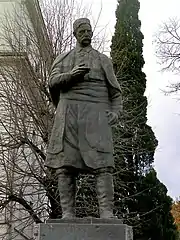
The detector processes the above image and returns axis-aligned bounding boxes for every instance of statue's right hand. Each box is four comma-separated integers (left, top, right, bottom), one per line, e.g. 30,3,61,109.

70,64,90,78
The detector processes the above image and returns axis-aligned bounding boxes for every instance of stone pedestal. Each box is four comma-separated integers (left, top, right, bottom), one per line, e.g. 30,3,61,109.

34,218,133,240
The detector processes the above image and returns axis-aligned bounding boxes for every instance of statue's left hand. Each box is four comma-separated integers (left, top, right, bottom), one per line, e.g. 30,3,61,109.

106,110,119,126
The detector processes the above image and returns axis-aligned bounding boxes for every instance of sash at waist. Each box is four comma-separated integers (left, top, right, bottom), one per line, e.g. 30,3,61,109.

61,79,109,103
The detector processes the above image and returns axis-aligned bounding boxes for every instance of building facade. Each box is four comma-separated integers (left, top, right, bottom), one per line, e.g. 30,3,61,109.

0,1,53,239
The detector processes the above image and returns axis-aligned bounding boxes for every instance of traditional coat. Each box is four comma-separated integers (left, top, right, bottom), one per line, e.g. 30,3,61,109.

45,46,122,170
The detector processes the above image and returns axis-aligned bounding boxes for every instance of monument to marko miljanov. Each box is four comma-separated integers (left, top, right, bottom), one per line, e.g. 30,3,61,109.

36,18,133,240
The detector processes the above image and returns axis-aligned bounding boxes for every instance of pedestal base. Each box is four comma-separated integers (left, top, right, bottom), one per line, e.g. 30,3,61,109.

34,218,133,240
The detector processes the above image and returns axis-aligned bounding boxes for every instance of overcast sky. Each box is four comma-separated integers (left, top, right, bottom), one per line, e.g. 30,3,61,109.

83,0,180,199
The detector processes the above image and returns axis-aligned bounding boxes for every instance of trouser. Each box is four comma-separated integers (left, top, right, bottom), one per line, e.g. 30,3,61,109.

56,167,115,219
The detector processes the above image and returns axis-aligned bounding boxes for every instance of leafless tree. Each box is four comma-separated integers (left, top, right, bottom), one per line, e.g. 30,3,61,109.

155,18,180,93
0,0,109,239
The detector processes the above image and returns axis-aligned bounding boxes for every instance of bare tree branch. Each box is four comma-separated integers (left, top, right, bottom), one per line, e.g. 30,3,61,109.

0,0,109,238
155,18,180,93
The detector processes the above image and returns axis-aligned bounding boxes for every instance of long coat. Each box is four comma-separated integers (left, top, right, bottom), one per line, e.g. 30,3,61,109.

45,47,122,169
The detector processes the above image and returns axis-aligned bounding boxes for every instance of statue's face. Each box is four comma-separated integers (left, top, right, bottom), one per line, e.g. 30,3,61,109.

75,23,93,47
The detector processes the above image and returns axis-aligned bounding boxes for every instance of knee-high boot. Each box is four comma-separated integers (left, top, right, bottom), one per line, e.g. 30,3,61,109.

96,172,115,219
57,172,76,219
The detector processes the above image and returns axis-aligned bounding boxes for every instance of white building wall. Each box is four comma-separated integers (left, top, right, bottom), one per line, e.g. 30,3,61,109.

0,1,48,239
0,0,20,51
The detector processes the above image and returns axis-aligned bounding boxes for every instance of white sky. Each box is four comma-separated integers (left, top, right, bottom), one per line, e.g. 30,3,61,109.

82,0,180,199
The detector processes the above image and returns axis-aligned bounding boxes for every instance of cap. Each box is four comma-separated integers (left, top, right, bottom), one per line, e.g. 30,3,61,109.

73,18,91,32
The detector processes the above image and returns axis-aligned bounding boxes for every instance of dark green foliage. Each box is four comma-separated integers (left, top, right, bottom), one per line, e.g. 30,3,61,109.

110,0,178,239
111,0,157,219
76,174,99,218
136,169,178,240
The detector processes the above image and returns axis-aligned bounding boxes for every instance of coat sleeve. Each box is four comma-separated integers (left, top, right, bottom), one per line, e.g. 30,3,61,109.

101,54,123,115
49,54,72,89
48,52,72,107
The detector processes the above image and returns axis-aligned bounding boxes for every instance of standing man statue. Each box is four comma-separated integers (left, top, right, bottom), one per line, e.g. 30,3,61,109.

45,18,123,219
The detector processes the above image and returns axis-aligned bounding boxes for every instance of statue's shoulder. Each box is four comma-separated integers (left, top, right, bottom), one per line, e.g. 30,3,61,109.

54,49,74,63
91,48,110,63
96,51,111,62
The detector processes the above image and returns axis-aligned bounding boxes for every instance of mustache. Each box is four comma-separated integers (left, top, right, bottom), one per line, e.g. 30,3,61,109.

81,34,91,39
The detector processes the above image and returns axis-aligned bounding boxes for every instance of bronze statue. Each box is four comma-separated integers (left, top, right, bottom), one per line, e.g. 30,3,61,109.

45,18,123,219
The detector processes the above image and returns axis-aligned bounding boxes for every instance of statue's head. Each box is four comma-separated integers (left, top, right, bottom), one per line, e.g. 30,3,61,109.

73,18,93,47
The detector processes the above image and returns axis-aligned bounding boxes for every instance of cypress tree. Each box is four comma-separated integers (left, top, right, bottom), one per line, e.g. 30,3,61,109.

110,0,157,232
111,1,178,239
137,169,178,240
